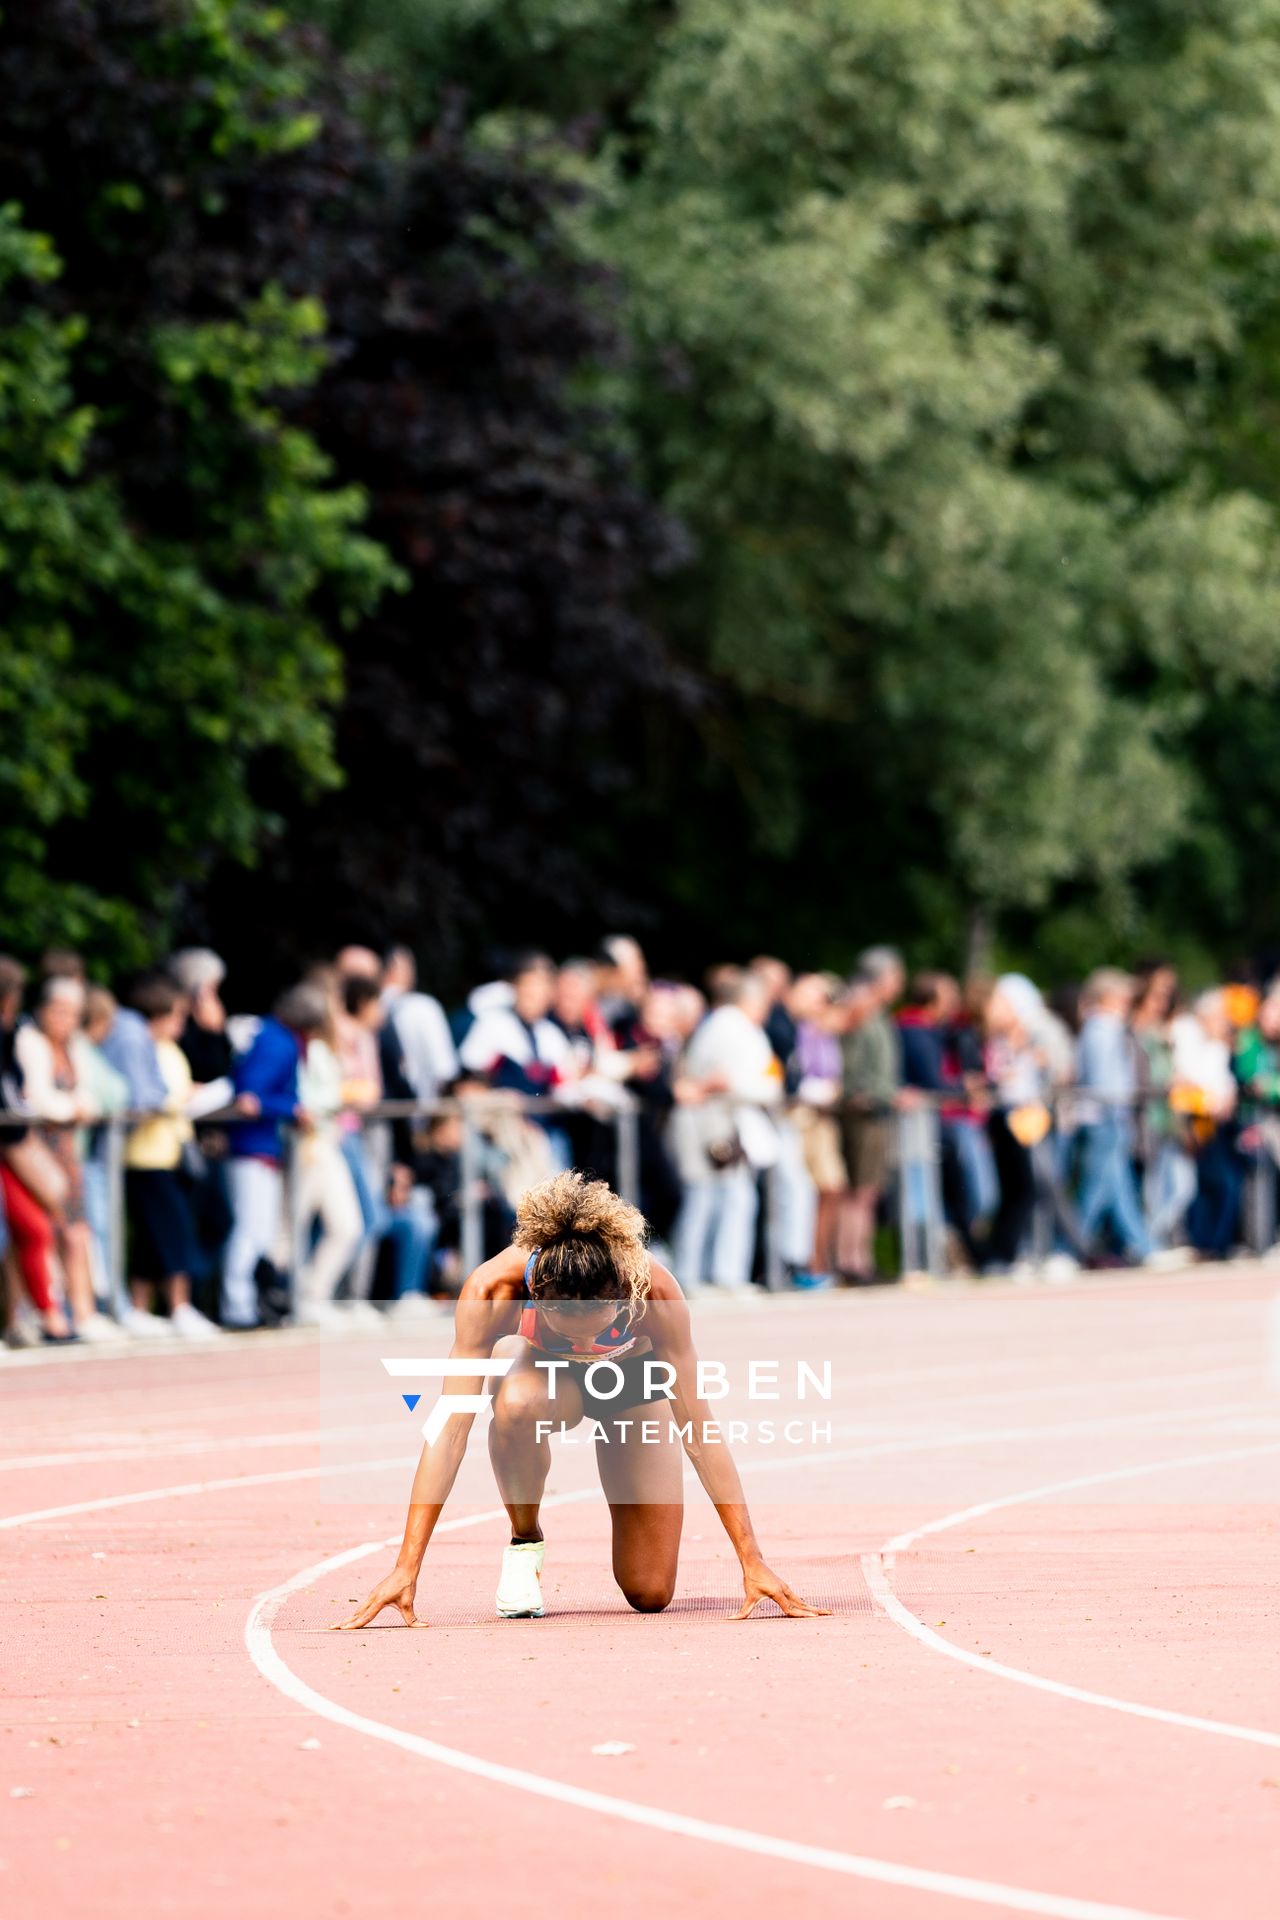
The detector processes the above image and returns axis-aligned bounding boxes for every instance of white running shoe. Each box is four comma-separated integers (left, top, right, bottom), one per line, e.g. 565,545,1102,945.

120,1305,173,1340
170,1303,225,1341
76,1311,127,1344
496,1540,545,1618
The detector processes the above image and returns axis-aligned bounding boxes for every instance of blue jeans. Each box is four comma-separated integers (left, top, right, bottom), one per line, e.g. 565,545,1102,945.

339,1133,435,1298
943,1120,1000,1222
1076,1118,1151,1261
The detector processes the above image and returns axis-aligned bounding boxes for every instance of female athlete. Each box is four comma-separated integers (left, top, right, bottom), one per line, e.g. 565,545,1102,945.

338,1171,827,1626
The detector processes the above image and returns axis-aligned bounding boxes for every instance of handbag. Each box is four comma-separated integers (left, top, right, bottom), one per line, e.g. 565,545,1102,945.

1,1131,70,1214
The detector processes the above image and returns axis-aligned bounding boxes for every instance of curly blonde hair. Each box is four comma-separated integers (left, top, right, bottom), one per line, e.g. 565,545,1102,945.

513,1171,651,1310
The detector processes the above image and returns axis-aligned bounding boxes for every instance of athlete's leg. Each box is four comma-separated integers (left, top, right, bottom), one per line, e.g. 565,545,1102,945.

488,1347,585,1541
594,1406,683,1612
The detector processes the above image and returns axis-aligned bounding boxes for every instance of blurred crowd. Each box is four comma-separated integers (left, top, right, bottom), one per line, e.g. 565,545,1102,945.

2,936,1278,1346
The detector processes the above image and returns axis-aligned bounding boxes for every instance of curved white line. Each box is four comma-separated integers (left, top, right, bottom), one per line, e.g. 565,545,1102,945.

2,1370,1245,1912
862,1440,1280,1750
245,1514,1185,1920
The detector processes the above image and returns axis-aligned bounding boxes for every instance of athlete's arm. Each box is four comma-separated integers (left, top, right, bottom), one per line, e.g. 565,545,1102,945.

646,1264,829,1621
334,1256,520,1629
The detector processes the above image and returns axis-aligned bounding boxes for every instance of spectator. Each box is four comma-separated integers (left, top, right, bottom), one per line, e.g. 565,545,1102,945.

981,973,1048,1273
837,948,904,1283
788,972,850,1278
596,935,649,1038
292,986,364,1326
552,959,615,1071
751,956,797,1077
0,955,73,1344
411,1089,516,1281
336,973,434,1310
99,971,173,1114
1235,977,1280,1242
81,987,130,1305
938,977,999,1246
459,951,573,1170
121,974,222,1340
381,945,458,1103
169,948,236,1304
14,977,119,1340
1130,961,1195,1253
335,944,382,982
170,948,234,1089
37,946,86,986
611,983,692,1242
1234,975,1280,1108
1074,969,1152,1266
897,971,983,1270
222,982,326,1329
749,964,818,1284
671,968,782,1290
1173,989,1242,1260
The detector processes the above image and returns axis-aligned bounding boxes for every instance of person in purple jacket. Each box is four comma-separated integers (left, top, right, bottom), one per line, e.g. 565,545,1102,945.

221,983,326,1329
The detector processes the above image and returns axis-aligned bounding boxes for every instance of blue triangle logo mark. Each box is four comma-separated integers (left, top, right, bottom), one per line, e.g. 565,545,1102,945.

401,1393,421,1412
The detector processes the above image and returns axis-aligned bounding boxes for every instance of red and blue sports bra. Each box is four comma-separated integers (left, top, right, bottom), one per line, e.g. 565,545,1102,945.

518,1250,639,1360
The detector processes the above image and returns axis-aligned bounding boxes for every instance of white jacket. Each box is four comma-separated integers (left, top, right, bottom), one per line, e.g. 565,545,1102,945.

14,1024,99,1122
673,1005,782,1175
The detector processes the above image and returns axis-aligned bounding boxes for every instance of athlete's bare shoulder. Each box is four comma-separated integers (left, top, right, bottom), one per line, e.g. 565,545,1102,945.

458,1243,527,1305
645,1255,687,1302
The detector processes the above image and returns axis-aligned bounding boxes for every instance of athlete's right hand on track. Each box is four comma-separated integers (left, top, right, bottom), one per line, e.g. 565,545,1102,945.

333,1565,425,1630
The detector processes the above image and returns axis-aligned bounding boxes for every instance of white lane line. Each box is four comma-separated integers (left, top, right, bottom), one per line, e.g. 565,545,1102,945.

861,1440,1280,1750
0,1398,1253,1530
0,1456,417,1530
1,1342,1256,1461
0,1421,416,1474
245,1518,1187,1920
3,1342,1258,1485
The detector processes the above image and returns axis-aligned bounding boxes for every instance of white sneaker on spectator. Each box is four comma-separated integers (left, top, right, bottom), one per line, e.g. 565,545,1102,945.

1041,1254,1080,1284
120,1305,173,1339
294,1299,346,1329
76,1311,127,1344
170,1303,224,1341
4,1309,43,1350
339,1298,384,1328
388,1292,438,1323
1143,1247,1190,1271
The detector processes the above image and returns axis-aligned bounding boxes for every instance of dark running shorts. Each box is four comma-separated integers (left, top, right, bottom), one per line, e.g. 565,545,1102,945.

539,1351,673,1427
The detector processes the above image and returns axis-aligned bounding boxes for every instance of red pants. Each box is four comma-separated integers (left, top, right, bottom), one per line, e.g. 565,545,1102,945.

0,1162,57,1313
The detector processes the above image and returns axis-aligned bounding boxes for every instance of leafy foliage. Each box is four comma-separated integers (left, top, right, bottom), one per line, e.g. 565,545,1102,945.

303,0,1280,974
1,0,686,986
0,1,396,967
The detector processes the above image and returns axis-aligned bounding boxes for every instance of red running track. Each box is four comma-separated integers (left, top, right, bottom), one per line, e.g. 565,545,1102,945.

2,1267,1278,1920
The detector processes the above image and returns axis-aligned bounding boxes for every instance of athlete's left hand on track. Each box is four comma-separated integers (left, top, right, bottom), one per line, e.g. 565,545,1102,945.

332,1565,426,1630
732,1561,830,1620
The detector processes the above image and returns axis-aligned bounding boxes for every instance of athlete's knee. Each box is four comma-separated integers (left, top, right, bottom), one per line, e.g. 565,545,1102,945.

621,1580,675,1614
491,1381,551,1436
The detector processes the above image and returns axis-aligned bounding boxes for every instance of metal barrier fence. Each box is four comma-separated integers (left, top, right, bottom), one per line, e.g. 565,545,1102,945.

2,1088,1278,1311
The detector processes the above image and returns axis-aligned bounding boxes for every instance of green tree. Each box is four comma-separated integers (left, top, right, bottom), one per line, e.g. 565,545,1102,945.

0,2,396,969
302,0,1280,973
2,0,684,990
